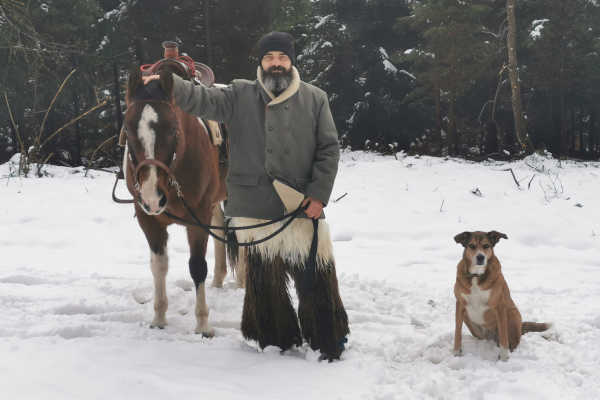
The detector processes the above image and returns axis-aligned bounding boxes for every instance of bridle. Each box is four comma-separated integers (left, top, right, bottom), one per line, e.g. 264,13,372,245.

125,99,184,201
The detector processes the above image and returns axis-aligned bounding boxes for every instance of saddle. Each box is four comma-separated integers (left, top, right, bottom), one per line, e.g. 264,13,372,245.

119,41,225,150
140,56,216,87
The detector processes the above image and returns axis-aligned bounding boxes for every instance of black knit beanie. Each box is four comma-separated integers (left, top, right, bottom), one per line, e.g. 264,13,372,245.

257,32,296,65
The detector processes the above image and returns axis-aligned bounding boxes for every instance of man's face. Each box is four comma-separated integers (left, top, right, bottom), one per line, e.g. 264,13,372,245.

261,51,292,74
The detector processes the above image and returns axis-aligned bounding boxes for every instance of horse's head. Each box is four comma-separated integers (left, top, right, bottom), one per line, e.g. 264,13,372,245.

124,68,178,215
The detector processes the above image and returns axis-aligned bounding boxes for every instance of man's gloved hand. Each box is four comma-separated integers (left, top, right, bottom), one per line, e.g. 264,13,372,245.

301,197,323,219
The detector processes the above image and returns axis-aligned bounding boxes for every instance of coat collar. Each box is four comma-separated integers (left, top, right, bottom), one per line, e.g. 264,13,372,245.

257,66,301,106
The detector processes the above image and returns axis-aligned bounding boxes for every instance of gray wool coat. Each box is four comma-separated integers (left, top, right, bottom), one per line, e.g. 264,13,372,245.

171,66,340,220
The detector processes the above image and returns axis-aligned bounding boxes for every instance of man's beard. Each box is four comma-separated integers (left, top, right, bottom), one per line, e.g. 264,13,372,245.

262,66,293,96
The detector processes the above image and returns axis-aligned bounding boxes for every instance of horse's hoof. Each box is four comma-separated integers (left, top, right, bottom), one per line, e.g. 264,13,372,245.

498,347,510,361
195,326,215,338
453,348,463,357
211,279,224,288
150,317,167,329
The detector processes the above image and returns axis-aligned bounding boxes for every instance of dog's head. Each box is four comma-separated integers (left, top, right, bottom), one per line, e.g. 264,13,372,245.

454,231,507,275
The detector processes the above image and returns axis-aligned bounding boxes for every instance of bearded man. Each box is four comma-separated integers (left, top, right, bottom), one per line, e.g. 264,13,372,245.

143,31,349,360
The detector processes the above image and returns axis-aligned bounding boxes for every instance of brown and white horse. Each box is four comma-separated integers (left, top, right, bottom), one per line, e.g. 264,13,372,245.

123,68,229,336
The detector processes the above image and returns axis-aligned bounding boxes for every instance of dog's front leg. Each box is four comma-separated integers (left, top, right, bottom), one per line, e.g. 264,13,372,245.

496,307,510,361
453,301,464,356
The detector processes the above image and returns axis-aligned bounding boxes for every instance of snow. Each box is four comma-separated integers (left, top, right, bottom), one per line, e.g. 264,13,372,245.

315,14,333,29
1,151,600,399
530,19,550,40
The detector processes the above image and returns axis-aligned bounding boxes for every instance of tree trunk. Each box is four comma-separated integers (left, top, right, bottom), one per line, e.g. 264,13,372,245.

448,94,458,156
113,62,123,132
433,78,442,155
204,0,213,66
506,0,532,153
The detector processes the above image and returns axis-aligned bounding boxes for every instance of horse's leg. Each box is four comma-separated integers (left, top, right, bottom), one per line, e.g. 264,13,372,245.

136,210,169,328
241,250,301,351
235,247,247,289
210,203,227,288
290,225,349,361
186,225,215,337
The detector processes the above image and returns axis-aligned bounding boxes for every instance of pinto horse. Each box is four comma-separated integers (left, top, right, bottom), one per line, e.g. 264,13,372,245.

123,68,229,336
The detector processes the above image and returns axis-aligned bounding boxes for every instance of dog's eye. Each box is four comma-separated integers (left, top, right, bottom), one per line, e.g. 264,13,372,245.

483,244,490,249
469,244,476,249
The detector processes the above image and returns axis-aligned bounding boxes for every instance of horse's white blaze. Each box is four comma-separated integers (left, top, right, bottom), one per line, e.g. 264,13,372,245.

150,250,168,328
137,105,165,215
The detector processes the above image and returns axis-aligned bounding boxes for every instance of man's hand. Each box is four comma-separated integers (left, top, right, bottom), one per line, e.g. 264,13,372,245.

302,197,323,219
142,74,160,85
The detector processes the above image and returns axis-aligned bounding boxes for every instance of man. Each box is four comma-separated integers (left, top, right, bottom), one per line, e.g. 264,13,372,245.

143,31,349,360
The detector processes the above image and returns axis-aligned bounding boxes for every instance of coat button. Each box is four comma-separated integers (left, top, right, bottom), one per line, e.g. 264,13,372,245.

267,148,273,154
284,148,290,155
268,126,274,131
284,105,289,110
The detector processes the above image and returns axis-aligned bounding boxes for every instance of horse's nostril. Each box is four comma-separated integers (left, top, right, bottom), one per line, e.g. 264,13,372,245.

158,193,167,208
142,202,151,212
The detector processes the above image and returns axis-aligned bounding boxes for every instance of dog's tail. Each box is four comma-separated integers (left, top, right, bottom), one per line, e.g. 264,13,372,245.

522,321,552,334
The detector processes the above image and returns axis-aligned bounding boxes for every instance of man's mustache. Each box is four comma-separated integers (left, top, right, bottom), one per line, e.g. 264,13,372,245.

267,66,287,73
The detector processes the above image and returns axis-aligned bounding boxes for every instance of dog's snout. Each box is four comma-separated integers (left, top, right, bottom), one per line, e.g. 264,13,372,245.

476,254,486,265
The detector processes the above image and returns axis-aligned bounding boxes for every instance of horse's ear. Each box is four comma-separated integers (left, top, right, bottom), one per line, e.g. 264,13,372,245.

127,67,143,100
159,70,174,100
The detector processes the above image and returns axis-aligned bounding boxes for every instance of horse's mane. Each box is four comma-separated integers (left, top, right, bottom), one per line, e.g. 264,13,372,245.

131,80,169,102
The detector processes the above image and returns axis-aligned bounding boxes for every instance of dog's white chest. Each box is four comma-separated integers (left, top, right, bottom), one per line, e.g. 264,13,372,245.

461,279,491,325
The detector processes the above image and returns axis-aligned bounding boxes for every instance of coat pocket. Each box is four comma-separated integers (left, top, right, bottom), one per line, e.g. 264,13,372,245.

227,173,260,186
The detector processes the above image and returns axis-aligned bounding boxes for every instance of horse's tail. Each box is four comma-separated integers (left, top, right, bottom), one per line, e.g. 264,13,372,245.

522,321,552,335
225,224,239,271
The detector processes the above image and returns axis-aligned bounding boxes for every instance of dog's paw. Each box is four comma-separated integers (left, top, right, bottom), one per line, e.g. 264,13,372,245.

498,347,509,361
453,348,463,357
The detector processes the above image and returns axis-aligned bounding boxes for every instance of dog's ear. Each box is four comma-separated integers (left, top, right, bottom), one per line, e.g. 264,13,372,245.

487,231,508,247
159,70,174,100
454,232,471,247
127,66,143,102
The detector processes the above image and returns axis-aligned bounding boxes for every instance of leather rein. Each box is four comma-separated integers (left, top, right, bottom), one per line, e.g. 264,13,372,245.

111,99,310,248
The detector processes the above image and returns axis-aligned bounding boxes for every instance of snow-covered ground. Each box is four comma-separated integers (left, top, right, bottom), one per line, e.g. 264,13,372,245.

1,151,599,399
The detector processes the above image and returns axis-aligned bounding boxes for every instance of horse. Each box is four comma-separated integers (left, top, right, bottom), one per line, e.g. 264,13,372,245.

122,67,233,336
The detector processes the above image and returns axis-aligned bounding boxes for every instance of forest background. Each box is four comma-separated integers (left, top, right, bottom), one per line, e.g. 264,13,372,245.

1,0,599,172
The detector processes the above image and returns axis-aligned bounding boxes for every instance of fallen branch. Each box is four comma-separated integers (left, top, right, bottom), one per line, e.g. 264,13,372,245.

333,192,348,203
503,168,520,188
527,174,536,190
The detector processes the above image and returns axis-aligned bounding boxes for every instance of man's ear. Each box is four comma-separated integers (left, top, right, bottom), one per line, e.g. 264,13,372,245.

487,231,508,247
159,70,174,100
127,67,143,102
454,232,471,247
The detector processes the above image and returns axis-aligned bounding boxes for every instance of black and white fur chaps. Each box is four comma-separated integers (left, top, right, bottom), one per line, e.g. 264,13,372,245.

233,217,350,359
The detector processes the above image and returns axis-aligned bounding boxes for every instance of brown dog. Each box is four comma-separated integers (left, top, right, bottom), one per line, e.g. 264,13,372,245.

453,231,550,361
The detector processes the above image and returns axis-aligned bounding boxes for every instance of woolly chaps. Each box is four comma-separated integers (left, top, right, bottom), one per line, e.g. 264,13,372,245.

232,217,349,360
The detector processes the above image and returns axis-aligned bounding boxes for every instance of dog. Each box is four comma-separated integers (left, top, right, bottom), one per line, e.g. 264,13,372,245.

453,231,550,361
